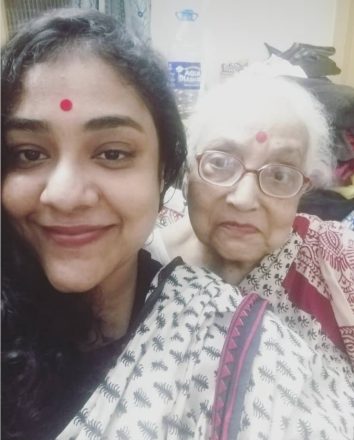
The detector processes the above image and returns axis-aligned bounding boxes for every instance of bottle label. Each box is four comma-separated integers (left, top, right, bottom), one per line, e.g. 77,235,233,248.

168,61,201,90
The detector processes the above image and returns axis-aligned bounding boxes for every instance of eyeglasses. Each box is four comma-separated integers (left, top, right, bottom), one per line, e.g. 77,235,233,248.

196,150,310,198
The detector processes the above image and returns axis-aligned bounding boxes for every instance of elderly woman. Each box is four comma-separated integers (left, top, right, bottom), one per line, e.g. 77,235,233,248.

150,74,354,366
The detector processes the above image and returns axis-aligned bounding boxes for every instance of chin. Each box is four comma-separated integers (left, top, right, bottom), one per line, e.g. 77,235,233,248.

217,245,264,264
50,280,91,293
46,271,96,293
41,257,103,293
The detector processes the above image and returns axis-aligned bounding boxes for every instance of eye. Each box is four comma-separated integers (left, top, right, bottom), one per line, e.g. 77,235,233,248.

9,147,48,168
210,156,230,169
262,165,301,186
96,150,127,161
94,145,134,168
207,152,237,170
273,169,288,182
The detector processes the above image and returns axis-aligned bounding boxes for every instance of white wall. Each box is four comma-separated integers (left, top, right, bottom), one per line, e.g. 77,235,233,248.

332,0,354,86
151,0,337,88
1,0,9,45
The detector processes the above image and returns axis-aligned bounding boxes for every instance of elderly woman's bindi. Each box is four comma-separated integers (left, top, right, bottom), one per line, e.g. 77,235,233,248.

255,130,268,143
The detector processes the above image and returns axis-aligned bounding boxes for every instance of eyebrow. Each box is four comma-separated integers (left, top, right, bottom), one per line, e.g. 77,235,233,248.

84,115,144,132
200,139,243,159
205,139,303,164
206,138,241,152
5,115,144,133
210,139,301,156
268,146,301,159
5,118,49,132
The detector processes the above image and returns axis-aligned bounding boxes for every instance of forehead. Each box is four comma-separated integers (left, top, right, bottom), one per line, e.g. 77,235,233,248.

14,55,154,128
193,93,309,156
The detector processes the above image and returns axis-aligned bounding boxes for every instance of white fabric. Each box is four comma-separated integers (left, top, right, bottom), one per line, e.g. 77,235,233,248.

58,263,354,440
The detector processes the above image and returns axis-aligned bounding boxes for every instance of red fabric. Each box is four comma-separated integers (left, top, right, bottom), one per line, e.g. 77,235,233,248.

284,265,345,349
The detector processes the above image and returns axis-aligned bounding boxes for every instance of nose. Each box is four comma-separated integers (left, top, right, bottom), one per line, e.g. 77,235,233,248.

40,161,99,212
225,173,260,210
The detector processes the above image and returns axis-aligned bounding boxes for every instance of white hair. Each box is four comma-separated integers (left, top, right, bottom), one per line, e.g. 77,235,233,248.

187,73,334,188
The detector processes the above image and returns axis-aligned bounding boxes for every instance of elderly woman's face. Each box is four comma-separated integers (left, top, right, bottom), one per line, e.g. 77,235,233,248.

187,120,308,268
2,56,161,293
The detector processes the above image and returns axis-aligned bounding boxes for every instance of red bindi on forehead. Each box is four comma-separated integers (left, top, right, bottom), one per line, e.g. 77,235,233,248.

60,99,73,111
255,131,268,143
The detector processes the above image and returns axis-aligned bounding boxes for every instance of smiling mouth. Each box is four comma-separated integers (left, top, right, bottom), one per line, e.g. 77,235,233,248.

41,225,113,247
220,221,258,234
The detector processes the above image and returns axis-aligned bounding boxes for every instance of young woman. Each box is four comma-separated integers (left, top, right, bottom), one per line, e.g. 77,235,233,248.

1,9,186,439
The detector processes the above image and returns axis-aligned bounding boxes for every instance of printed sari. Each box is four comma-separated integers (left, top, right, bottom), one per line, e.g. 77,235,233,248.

58,260,354,440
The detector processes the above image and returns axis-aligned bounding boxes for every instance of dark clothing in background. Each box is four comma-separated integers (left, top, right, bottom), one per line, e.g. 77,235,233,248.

298,190,354,221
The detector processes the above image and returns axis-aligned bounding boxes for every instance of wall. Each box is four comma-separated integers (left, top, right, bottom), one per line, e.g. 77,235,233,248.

332,0,354,86
1,0,8,45
151,0,339,88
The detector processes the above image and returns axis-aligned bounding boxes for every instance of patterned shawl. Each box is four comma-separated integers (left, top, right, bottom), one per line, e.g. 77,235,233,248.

58,261,354,440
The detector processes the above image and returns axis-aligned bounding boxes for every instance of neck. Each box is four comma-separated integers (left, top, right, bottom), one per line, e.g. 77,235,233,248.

86,256,138,348
163,214,256,285
202,252,256,285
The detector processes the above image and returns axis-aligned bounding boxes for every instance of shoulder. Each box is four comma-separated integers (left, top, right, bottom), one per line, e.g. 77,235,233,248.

145,215,198,265
150,258,243,311
162,215,196,255
144,228,171,264
294,213,354,251
294,214,354,273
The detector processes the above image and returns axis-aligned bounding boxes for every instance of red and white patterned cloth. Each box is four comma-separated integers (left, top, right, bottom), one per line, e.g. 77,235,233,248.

239,213,354,365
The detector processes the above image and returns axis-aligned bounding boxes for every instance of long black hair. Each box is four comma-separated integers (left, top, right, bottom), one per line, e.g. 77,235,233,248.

1,8,186,439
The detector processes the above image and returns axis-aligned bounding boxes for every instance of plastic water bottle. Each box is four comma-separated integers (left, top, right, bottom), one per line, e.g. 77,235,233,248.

168,7,203,120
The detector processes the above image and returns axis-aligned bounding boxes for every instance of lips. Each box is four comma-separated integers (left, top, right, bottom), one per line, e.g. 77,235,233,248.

41,225,113,247
219,221,259,234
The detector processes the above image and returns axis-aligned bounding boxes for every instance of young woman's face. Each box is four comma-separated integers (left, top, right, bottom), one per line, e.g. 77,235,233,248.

2,56,161,293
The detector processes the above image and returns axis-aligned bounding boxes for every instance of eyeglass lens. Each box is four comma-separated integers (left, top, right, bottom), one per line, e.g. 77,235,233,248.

199,151,304,197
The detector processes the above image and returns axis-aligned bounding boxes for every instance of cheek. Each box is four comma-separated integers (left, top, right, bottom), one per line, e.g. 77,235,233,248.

265,199,298,248
105,171,161,222
187,179,217,235
187,179,207,215
2,174,40,220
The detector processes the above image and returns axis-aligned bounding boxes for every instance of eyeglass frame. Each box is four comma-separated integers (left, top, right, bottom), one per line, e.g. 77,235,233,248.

196,150,311,199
